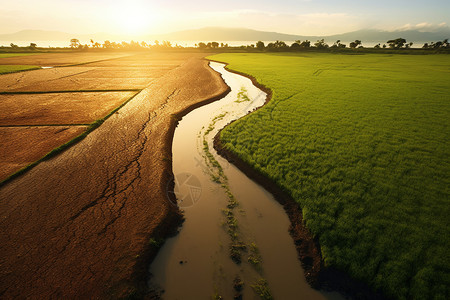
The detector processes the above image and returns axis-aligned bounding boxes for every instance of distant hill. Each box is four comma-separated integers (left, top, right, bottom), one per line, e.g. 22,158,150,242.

154,27,450,43
327,29,450,42
155,27,318,41
0,30,122,43
0,30,73,41
1,27,449,45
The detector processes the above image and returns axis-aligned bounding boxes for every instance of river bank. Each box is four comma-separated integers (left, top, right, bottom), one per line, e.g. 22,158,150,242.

211,59,387,300
149,62,344,299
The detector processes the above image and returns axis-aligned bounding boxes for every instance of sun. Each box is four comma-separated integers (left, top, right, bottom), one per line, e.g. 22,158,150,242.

110,1,160,35
121,12,148,33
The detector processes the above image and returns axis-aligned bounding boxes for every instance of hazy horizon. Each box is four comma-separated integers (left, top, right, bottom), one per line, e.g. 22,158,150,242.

1,0,449,37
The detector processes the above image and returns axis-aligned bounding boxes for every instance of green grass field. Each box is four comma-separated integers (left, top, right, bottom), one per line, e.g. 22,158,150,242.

210,53,450,299
0,53,41,58
0,53,41,74
0,65,40,75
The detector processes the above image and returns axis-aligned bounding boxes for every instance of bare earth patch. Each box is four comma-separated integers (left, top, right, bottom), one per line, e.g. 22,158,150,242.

0,126,88,180
0,52,130,67
13,77,152,92
0,67,97,92
0,91,137,125
0,53,205,183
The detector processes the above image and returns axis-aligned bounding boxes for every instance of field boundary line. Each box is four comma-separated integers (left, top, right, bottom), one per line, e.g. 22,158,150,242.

0,66,41,76
0,124,92,127
0,90,141,187
0,89,141,95
60,53,139,67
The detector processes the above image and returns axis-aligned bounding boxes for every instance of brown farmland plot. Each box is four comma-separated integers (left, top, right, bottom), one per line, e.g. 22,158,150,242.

0,52,130,67
0,52,206,182
0,126,88,180
0,91,137,125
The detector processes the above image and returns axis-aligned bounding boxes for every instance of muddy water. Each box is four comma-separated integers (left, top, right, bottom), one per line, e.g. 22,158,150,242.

149,62,342,299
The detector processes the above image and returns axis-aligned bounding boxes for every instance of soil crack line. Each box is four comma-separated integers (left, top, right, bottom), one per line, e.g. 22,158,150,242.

69,111,154,227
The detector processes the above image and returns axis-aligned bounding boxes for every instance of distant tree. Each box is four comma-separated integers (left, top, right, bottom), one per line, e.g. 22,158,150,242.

267,40,288,51
433,41,443,49
256,41,265,50
349,40,362,48
331,40,346,48
374,43,381,49
130,40,141,48
291,42,301,49
330,40,339,48
10,43,18,49
404,42,413,49
299,40,311,48
162,40,172,48
387,38,406,49
422,42,429,49
211,42,219,48
90,39,94,47
275,40,287,48
382,44,387,48
70,38,80,48
198,42,207,49
314,39,329,49
427,39,450,49
154,40,160,46
103,40,112,49
29,43,37,50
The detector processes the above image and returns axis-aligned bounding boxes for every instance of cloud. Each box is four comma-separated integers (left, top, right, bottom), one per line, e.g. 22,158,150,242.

395,22,449,32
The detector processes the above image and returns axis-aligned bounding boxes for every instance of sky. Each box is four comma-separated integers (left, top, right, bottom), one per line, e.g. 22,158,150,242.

1,0,449,36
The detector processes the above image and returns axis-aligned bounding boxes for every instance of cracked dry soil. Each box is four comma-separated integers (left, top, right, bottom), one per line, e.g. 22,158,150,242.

0,57,229,299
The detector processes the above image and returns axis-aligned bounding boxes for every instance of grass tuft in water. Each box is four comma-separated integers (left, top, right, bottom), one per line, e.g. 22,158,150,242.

251,278,273,300
247,242,263,272
235,87,251,103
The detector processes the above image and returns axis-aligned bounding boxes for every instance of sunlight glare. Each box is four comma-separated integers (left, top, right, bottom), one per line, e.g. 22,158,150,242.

111,0,161,35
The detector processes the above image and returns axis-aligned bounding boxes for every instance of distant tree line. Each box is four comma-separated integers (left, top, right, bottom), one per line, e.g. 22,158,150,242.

245,38,450,51
3,37,449,52
68,38,181,50
9,42,37,50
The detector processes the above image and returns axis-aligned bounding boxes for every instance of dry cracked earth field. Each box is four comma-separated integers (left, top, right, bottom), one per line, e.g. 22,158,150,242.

0,52,229,298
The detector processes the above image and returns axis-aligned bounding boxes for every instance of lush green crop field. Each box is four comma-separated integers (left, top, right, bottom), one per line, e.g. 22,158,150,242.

0,53,40,74
0,65,40,75
0,53,40,58
210,53,450,299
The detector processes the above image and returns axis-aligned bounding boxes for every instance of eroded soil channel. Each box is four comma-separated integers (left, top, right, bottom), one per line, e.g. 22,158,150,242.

149,62,342,299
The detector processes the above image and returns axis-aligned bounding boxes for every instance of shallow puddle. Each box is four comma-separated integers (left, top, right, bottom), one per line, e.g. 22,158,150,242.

149,62,342,300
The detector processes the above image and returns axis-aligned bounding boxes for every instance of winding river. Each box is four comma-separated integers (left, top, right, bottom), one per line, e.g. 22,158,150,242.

149,62,342,299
